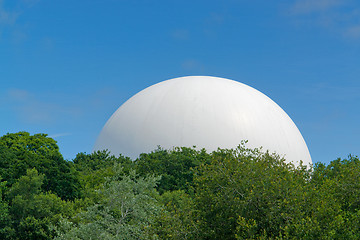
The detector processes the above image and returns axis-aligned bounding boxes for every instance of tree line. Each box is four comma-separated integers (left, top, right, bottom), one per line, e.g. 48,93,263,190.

0,131,359,239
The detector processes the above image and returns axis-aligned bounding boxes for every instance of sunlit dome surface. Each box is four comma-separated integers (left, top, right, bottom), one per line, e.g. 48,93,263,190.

94,76,312,165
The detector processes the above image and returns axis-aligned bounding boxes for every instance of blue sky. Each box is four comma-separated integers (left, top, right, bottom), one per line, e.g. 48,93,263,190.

1,0,359,164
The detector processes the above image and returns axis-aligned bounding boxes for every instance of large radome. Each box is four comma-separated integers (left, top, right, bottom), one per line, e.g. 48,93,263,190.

94,76,312,166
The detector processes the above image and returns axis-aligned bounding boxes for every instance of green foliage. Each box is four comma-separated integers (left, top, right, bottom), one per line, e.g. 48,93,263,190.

312,155,360,212
8,168,44,200
73,150,133,173
54,166,161,240
135,146,210,194
235,217,265,240
1,131,360,239
0,132,60,156
72,150,134,207
0,200,13,239
7,169,74,240
193,144,312,239
191,145,360,239
0,132,81,200
0,179,14,239
150,190,198,239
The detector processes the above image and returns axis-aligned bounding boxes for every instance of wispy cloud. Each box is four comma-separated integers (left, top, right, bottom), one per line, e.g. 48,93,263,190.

90,87,117,109
47,132,72,138
0,0,39,25
203,12,225,39
41,37,54,50
300,82,360,101
8,88,30,100
0,0,40,43
207,12,224,25
5,86,121,127
0,0,18,25
21,0,40,7
344,25,360,38
287,0,360,39
6,88,81,125
290,0,343,15
181,59,205,72
171,29,189,41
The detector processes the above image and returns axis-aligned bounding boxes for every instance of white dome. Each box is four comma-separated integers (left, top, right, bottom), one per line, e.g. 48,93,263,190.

94,76,312,166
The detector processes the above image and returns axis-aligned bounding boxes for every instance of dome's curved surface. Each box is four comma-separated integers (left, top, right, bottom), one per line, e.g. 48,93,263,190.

94,76,312,165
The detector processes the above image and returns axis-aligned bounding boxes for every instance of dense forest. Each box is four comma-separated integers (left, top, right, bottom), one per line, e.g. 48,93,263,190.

0,132,359,239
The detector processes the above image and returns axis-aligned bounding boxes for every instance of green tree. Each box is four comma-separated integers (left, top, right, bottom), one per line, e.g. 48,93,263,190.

0,132,81,200
194,144,313,239
55,165,161,240
191,144,360,239
135,146,210,194
312,155,360,212
0,132,60,156
0,178,14,239
72,150,133,206
73,150,133,173
7,169,74,240
150,190,199,239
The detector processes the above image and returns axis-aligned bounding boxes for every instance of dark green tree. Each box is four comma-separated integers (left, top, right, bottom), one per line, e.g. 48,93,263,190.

0,178,14,239
72,150,133,204
73,150,133,173
0,132,81,200
135,146,210,194
7,169,74,240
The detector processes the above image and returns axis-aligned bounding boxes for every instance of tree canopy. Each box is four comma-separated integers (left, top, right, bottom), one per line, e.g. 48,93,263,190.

0,132,81,200
0,131,359,239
